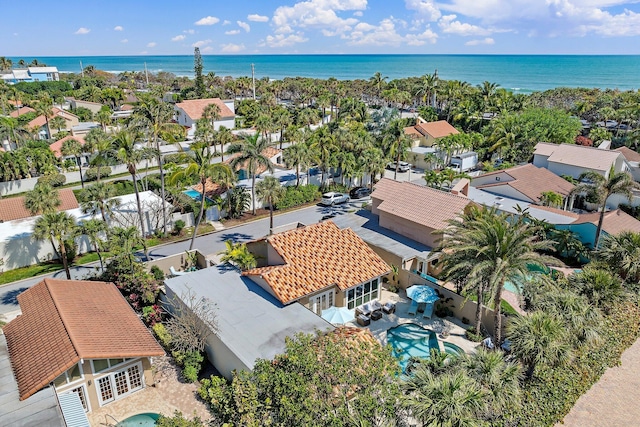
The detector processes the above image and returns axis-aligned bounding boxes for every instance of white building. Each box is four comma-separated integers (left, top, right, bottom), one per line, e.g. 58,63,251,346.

532,142,629,179
174,98,235,139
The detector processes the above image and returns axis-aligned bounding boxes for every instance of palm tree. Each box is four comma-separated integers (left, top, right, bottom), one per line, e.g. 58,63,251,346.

219,240,257,270
361,147,386,190
228,133,275,215
215,126,234,161
33,212,77,279
61,138,85,189
507,311,572,380
284,143,311,187
571,166,638,248
437,207,556,345
568,267,624,312
415,72,438,107
109,226,144,274
170,141,234,250
383,119,412,180
401,368,487,427
369,71,388,102
80,218,107,271
34,99,53,139
111,129,156,259
0,116,29,148
256,176,285,234
79,182,121,225
596,231,640,283
84,128,112,182
24,183,61,216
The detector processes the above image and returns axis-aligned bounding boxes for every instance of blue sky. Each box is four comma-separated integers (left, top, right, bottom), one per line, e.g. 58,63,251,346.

3,0,640,55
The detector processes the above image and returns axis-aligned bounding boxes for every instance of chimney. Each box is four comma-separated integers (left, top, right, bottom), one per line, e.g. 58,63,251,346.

451,178,470,197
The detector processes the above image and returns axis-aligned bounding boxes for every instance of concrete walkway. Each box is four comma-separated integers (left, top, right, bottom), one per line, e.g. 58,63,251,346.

558,337,640,426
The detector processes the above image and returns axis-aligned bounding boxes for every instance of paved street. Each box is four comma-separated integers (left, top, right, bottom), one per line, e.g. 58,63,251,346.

0,201,362,315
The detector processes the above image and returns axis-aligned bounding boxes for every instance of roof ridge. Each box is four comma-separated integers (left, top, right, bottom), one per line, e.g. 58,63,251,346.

43,278,84,359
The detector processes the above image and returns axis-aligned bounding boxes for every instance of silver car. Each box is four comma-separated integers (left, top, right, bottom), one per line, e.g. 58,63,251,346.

387,161,412,172
320,192,350,206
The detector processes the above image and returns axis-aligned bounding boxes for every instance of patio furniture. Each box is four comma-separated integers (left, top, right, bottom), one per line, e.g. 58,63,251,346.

357,314,370,327
169,266,188,277
423,302,435,319
356,304,372,317
321,306,355,325
408,299,418,316
383,301,396,314
371,311,382,321
370,299,383,313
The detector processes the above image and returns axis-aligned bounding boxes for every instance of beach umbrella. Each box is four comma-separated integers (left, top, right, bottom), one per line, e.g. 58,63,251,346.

406,285,440,304
321,306,355,325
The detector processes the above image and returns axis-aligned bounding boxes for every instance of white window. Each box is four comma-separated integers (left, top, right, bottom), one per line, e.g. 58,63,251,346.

71,385,90,412
346,278,380,309
310,290,334,315
95,362,145,407
91,358,130,374
53,364,83,388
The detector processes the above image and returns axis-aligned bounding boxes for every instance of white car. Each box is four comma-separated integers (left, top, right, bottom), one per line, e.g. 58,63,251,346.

387,161,412,172
320,192,350,206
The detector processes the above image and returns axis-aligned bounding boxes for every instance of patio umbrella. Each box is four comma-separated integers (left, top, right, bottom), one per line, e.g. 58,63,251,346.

321,306,355,325
406,285,440,304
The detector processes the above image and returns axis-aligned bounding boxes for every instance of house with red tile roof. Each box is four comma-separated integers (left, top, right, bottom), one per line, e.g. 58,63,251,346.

8,106,35,118
49,134,87,158
0,188,79,222
27,107,80,139
614,146,640,182
3,278,164,415
404,118,459,147
243,221,390,312
175,98,235,139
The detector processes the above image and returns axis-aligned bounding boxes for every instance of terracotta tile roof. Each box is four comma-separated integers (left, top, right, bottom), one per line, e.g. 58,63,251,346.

372,178,473,230
3,278,164,400
27,107,78,129
120,104,134,111
224,148,281,174
49,135,86,158
475,164,575,202
403,126,423,139
191,178,226,197
573,209,640,236
532,142,558,157
9,106,35,118
415,120,459,139
175,98,235,121
614,146,640,163
243,221,390,304
0,188,79,222
534,143,623,172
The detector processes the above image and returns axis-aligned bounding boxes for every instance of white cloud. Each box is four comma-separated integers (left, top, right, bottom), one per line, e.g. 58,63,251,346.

465,37,495,45
121,39,128,43
438,14,491,36
114,25,123,31
238,20,251,32
272,0,366,36
171,35,186,41
192,39,212,48
248,14,269,22
147,42,157,47
223,20,231,25
201,46,214,53
74,27,90,35
264,33,309,47
353,11,363,17
221,43,246,53
405,0,441,21
195,16,220,26
346,17,437,46
225,30,241,35
184,29,195,34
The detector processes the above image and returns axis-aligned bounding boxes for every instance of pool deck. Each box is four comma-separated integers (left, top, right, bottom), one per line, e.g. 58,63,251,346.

347,289,479,355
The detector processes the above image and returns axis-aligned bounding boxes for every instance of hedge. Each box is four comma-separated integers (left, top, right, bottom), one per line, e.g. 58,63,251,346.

84,166,112,181
37,173,66,187
275,185,321,210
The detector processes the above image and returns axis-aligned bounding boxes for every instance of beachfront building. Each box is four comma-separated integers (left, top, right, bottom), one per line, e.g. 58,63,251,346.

164,264,333,380
2,279,164,422
243,221,390,313
174,98,235,139
532,142,629,180
471,164,575,209
0,67,60,84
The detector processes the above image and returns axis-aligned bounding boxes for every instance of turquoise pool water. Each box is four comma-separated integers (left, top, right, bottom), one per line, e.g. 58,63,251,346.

443,342,464,357
183,189,202,199
116,413,160,427
503,264,551,293
387,323,441,373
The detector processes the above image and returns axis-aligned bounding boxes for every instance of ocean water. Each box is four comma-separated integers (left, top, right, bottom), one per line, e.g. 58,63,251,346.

9,54,640,93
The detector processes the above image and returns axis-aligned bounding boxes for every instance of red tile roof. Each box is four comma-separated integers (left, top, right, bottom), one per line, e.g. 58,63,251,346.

614,146,640,163
175,98,235,121
404,120,459,139
27,107,78,129
573,209,640,236
0,188,79,222
9,106,35,118
475,164,575,203
243,221,390,304
534,143,623,172
49,135,86,158
372,178,473,230
3,279,164,400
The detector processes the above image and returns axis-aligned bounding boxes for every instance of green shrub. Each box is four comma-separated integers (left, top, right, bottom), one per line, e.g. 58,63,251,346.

173,350,204,383
172,220,186,236
84,166,112,181
182,364,199,383
156,411,203,427
63,239,77,263
275,184,321,210
152,323,172,348
465,327,484,342
37,173,66,187
150,265,165,281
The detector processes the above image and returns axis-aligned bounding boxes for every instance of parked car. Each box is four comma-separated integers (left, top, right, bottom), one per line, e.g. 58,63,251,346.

349,187,371,199
386,161,412,172
320,192,350,206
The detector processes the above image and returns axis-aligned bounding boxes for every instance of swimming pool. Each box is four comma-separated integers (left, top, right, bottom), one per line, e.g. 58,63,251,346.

503,264,551,293
443,342,464,357
387,323,441,373
116,413,160,427
183,189,203,200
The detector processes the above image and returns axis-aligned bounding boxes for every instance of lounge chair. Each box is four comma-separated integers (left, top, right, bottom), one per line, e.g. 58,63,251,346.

371,311,382,321
357,314,370,327
169,266,187,277
423,302,435,319
408,300,418,316
356,304,372,317
383,301,396,314
370,299,383,313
